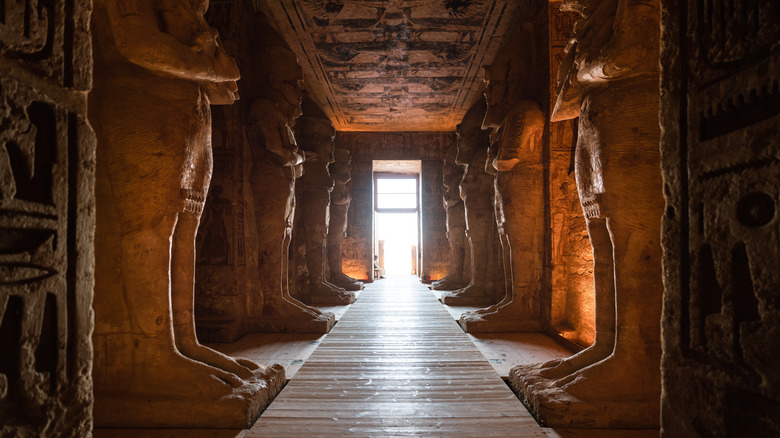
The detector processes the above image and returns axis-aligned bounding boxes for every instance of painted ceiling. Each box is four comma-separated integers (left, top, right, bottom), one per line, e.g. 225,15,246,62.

257,0,520,131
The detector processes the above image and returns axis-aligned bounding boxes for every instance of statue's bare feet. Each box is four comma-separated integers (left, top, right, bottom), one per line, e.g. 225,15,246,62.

178,341,262,381
103,342,244,399
265,295,335,322
555,353,658,400
538,342,613,379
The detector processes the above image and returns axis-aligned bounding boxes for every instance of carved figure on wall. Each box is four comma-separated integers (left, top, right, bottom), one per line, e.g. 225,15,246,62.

510,0,664,428
90,0,283,428
198,184,232,265
459,24,546,332
246,25,335,332
430,143,470,291
440,99,503,305
327,148,364,291
294,99,356,304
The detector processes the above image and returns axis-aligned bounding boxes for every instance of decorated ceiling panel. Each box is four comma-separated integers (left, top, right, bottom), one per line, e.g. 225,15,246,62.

257,0,520,131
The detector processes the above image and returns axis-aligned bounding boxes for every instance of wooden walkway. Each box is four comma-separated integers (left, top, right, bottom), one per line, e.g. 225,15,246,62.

247,275,547,437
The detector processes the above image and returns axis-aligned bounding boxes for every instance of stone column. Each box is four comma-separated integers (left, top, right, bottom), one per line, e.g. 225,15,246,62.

431,143,470,291
0,0,94,435
459,23,547,333
510,0,665,428
441,100,504,306
292,98,356,305
243,23,335,333
327,149,364,291
91,0,284,428
660,0,780,435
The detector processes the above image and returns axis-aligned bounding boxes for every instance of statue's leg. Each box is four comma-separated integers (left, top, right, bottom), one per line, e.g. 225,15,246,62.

554,210,662,401
250,163,333,324
98,210,242,397
171,211,270,379
539,217,616,378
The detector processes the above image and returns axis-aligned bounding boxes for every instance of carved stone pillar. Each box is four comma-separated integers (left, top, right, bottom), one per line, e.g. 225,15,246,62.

459,23,547,333
292,98,356,305
91,0,284,428
510,0,665,428
327,149,364,291
243,20,335,333
441,100,504,306
431,143,470,291
0,0,94,435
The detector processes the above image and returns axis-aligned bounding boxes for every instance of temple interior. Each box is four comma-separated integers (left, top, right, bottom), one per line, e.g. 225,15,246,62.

1,0,778,436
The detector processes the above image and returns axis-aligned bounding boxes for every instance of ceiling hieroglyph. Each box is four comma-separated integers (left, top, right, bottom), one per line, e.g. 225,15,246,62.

256,0,520,131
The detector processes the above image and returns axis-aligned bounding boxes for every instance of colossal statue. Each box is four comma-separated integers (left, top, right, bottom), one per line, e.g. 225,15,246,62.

459,24,546,332
327,149,364,291
510,0,664,428
440,100,503,305
90,0,283,427
430,143,469,291
294,99,356,304
246,37,336,331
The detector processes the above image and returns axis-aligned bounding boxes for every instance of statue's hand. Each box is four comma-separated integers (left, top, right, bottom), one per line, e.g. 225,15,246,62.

205,80,239,105
213,49,240,82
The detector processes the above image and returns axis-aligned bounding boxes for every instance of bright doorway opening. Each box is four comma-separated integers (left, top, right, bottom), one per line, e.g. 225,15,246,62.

373,161,421,277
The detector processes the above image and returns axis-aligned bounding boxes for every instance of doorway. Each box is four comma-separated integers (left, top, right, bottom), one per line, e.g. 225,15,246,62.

373,161,421,277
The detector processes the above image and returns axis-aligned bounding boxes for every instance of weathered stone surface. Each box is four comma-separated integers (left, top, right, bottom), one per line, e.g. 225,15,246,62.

660,1,780,436
440,100,504,306
430,142,470,291
90,0,284,428
291,98,356,305
511,0,664,429
327,148,364,291
1,1,94,435
460,14,548,333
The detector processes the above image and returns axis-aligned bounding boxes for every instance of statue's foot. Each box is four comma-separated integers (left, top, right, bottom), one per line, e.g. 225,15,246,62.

554,353,659,400
94,335,285,428
332,275,363,291
538,342,613,379
440,284,493,305
308,283,356,305
431,276,468,291
323,280,347,293
179,341,265,381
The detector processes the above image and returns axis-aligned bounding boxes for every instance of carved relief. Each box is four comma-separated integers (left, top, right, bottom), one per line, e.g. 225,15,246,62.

661,1,780,435
0,0,93,433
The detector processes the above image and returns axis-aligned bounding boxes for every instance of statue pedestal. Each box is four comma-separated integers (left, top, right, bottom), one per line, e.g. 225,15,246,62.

246,312,335,333
94,364,286,428
458,303,544,333
509,364,660,429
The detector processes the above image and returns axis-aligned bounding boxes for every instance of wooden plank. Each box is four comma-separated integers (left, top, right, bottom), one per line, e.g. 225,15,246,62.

247,275,548,437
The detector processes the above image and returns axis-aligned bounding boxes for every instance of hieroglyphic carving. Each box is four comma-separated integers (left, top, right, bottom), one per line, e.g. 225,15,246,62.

0,1,94,430
661,1,780,435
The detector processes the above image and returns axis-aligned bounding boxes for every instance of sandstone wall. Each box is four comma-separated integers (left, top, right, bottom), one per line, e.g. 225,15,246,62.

194,0,260,342
0,0,95,435
335,132,453,281
660,1,780,435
